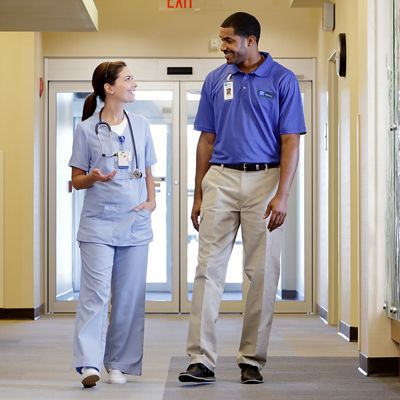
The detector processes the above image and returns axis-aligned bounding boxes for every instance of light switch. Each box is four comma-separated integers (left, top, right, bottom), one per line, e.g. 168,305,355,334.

209,38,219,51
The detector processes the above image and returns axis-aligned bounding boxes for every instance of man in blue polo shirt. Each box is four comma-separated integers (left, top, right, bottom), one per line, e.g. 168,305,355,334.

179,12,306,385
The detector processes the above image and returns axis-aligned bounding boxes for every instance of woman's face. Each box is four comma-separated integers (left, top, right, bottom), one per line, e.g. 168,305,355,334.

108,66,138,103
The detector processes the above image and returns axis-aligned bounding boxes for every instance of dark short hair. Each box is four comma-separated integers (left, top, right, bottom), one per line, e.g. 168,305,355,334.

221,12,261,43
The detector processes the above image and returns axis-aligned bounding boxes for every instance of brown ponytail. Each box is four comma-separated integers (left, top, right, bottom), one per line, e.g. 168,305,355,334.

82,92,97,121
81,60,127,121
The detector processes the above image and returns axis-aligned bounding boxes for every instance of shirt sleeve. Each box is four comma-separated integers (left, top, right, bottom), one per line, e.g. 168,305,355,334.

193,74,215,133
144,120,157,167
68,123,91,171
278,71,307,135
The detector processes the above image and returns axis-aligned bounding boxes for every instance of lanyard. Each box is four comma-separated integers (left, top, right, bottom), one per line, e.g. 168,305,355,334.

94,108,142,179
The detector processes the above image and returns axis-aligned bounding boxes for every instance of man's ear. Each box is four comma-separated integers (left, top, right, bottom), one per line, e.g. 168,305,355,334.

247,35,257,47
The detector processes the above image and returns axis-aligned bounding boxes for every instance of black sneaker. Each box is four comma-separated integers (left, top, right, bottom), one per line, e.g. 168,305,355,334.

178,363,216,383
239,363,264,384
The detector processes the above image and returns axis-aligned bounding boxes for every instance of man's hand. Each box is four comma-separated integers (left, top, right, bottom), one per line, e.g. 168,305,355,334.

191,197,202,231
264,194,288,231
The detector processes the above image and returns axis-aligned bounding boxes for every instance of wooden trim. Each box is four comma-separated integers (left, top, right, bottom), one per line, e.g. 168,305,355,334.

392,319,400,344
359,353,400,376
316,303,328,322
339,320,358,342
0,304,44,320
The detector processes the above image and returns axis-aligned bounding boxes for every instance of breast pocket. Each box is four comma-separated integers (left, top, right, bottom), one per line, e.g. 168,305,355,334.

256,90,276,112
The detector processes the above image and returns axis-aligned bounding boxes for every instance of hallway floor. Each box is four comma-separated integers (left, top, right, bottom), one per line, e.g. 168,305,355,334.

0,314,359,399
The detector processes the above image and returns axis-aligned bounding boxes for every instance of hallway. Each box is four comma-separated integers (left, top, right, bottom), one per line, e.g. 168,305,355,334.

0,314,362,399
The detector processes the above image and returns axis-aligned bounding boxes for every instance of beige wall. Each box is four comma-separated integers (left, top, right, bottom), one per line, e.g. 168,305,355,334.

358,0,399,358
315,0,359,328
315,0,399,359
335,0,359,328
1,1,319,311
0,32,43,309
33,32,44,307
42,0,319,58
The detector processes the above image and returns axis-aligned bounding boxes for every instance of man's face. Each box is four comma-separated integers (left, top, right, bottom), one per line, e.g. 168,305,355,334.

219,27,249,65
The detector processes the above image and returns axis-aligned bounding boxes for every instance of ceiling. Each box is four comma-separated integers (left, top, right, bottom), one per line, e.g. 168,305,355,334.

0,0,98,32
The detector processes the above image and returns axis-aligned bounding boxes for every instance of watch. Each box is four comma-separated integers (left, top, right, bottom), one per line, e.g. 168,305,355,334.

336,33,346,77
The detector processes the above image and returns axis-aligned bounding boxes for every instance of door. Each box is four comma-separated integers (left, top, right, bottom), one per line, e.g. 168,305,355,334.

179,81,313,313
47,70,313,314
48,81,181,312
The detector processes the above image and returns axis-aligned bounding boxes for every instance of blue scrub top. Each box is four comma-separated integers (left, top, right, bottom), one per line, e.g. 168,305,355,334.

69,111,157,246
194,52,307,164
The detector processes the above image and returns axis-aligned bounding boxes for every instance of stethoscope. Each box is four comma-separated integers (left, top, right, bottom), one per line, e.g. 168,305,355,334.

95,108,142,179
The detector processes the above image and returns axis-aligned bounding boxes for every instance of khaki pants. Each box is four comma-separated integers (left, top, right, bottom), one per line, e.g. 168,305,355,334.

187,165,283,371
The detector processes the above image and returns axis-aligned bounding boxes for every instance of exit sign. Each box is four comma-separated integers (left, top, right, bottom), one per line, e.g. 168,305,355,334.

159,0,199,10
167,0,192,7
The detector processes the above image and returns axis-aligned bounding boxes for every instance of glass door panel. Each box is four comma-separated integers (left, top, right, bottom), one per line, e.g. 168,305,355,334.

126,83,180,312
180,82,245,313
48,81,180,313
275,81,312,312
180,81,313,313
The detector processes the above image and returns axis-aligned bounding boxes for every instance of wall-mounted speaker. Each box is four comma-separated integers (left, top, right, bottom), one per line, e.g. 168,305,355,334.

322,1,335,32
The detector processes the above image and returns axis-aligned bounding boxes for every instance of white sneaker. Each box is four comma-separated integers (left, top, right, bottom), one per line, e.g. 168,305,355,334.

108,369,127,384
81,367,100,388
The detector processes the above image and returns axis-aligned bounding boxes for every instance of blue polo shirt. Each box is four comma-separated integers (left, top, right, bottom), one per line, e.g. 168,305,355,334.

194,52,306,164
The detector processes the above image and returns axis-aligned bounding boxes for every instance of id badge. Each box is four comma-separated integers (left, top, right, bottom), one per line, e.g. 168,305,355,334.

224,81,234,100
117,151,131,169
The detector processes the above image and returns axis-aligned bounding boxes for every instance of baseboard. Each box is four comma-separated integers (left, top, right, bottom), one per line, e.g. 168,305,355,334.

0,304,44,320
316,303,328,323
359,353,400,376
339,320,358,342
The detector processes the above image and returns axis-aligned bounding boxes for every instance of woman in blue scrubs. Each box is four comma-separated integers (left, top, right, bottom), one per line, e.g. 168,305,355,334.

69,61,157,388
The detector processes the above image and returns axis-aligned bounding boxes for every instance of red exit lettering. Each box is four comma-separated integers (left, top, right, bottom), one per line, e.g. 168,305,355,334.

167,0,193,8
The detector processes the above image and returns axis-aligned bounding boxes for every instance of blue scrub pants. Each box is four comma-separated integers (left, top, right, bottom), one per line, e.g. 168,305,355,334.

73,242,149,375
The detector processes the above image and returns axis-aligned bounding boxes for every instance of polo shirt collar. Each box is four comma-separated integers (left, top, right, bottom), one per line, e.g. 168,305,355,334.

226,52,273,76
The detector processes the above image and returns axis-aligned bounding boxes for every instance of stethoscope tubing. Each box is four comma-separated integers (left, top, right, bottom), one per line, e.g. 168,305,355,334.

95,108,140,173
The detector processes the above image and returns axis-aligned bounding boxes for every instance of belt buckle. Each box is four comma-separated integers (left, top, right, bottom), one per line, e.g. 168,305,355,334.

243,163,248,171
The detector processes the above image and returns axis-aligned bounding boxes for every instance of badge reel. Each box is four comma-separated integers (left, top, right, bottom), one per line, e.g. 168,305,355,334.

224,74,234,101
117,136,130,170
116,135,142,179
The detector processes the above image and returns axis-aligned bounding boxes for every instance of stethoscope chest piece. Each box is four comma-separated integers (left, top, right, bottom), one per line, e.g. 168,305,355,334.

131,169,143,179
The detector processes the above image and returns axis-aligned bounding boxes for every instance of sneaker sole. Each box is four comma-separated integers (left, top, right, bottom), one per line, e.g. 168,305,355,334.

178,373,216,383
82,374,100,388
241,378,264,384
109,379,127,384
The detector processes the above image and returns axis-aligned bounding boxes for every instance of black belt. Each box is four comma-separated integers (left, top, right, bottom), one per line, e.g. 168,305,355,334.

210,162,280,171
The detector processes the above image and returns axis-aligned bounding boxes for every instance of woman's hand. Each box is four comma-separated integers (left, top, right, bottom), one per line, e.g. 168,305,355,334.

134,200,156,212
71,167,116,190
90,168,116,182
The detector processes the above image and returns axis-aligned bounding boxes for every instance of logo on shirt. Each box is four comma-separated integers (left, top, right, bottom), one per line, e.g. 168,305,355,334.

258,90,274,99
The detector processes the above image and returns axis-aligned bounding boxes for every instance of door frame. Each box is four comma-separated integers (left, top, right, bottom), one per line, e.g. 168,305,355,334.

44,57,316,314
